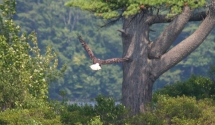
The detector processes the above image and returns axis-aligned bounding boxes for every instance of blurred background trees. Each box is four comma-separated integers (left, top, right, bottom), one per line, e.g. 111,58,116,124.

1,0,215,124
14,0,124,100
11,0,215,101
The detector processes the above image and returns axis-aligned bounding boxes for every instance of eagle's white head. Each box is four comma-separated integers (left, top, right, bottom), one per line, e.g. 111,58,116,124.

90,63,101,70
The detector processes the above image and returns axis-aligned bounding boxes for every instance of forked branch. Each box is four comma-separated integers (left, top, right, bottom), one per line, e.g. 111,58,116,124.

152,0,215,78
148,6,194,59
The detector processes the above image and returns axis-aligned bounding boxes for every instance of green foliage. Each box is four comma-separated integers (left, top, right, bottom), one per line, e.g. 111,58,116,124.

208,64,215,82
88,116,103,125
0,0,16,18
154,75,215,100
0,106,62,125
59,94,215,125
60,95,127,125
133,74,215,124
94,95,128,124
13,0,215,101
0,0,64,124
147,95,215,125
60,103,96,124
155,95,202,120
65,0,207,19
129,112,162,125
0,0,63,109
126,95,215,125
14,0,123,100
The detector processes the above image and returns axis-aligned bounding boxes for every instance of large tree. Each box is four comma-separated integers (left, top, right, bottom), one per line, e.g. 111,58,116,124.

66,0,215,114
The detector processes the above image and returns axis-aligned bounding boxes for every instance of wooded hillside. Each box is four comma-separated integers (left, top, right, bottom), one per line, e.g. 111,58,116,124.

14,0,215,100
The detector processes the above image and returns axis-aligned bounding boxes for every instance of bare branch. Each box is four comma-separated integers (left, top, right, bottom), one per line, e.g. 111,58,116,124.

152,1,215,78
148,11,207,24
148,6,194,59
117,29,125,33
98,16,121,30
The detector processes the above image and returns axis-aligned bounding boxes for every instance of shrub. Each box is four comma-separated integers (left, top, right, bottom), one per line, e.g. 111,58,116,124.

157,95,215,124
129,112,163,125
153,75,215,100
60,104,95,125
60,95,127,125
88,116,103,125
0,108,62,125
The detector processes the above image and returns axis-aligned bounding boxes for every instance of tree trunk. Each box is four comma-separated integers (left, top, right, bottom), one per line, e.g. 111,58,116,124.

121,11,155,115
121,3,215,115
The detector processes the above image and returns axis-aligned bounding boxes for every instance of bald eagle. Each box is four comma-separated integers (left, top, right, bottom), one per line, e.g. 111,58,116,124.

77,35,130,70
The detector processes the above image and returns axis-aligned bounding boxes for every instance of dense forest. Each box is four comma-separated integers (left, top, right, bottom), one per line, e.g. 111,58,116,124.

0,0,215,124
11,0,215,101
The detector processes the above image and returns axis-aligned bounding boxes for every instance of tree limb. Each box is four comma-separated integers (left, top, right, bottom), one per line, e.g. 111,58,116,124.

98,15,121,30
148,6,194,59
152,0,215,78
148,11,207,24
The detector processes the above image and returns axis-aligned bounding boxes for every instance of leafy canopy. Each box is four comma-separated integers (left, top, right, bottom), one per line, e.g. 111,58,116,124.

14,0,124,100
65,0,206,19
0,0,64,109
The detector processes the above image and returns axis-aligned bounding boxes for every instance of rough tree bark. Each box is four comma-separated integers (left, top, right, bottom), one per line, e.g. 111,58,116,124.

121,2,215,115
72,0,215,115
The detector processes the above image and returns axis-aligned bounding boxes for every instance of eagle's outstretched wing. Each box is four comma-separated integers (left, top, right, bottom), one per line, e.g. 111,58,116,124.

99,57,130,65
78,35,96,61
77,35,131,69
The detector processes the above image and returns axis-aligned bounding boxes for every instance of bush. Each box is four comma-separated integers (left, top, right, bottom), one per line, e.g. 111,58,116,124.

58,94,215,125
94,95,128,125
0,1,64,124
129,112,163,125
128,95,215,125
0,108,62,125
156,95,215,124
88,116,103,125
60,95,127,125
60,104,95,125
153,75,215,100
